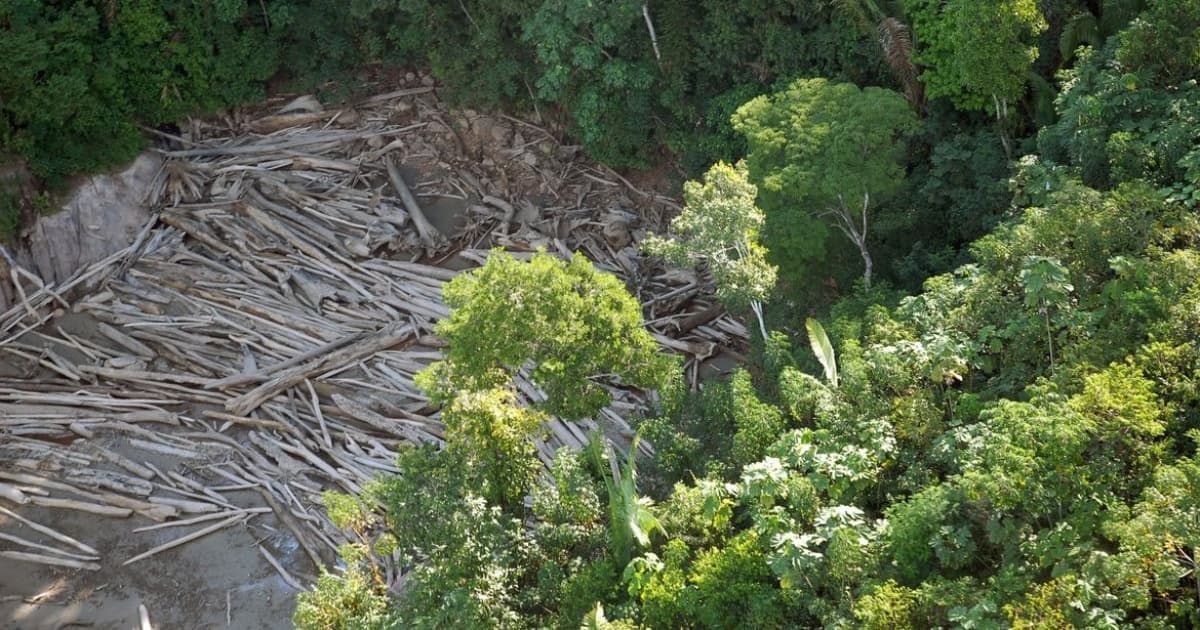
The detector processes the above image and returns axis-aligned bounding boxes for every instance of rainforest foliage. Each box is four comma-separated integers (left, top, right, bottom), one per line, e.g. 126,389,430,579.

9,0,1199,627
289,1,1200,627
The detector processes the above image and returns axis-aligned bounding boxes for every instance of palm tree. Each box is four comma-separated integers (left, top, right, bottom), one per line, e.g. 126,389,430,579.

834,0,924,109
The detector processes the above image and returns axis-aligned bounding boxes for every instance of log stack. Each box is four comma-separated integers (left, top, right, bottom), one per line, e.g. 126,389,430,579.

0,84,748,586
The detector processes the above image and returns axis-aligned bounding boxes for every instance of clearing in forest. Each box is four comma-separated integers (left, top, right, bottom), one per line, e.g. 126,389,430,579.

0,83,745,628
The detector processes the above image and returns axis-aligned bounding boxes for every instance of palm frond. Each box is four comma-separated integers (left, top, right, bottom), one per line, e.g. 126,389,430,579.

1100,0,1146,36
1027,71,1057,128
1059,12,1100,63
591,436,662,564
877,17,923,108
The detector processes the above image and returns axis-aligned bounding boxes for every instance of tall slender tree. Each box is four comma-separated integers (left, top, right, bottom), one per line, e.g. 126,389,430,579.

644,161,777,339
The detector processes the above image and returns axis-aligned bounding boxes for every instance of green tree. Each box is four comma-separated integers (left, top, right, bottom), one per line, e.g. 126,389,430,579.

903,0,1047,115
1111,437,1200,627
733,78,917,288
419,250,676,420
1019,256,1073,367
293,561,398,629
441,388,548,509
643,161,777,339
522,0,660,167
0,0,279,183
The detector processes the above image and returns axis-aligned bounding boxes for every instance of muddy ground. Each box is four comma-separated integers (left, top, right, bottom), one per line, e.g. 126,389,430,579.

0,310,311,629
1,500,295,629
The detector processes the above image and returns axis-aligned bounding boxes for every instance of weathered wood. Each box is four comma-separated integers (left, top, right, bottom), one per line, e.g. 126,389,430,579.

0,531,99,562
226,322,414,415
29,496,133,518
128,439,198,459
331,393,420,441
139,603,154,630
133,507,272,533
0,550,100,571
122,513,246,566
255,486,327,572
202,409,290,432
95,322,156,358
385,156,441,249
64,468,154,497
259,544,306,590
81,442,155,479
0,482,29,504
0,505,97,555
78,364,214,387
147,496,220,515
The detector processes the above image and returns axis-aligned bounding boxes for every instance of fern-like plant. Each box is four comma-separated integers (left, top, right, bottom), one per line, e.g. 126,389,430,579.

590,436,664,565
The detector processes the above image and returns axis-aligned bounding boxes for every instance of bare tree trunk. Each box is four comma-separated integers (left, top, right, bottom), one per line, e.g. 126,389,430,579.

642,4,662,66
861,245,873,290
750,299,768,341
1043,307,1055,368
993,94,1012,160
828,193,874,289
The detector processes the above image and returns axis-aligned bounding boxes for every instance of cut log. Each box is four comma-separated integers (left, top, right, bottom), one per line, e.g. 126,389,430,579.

0,532,99,562
95,323,155,358
206,330,367,390
133,507,272,533
0,506,97,555
81,442,155,479
226,322,414,415
259,544,306,590
139,603,154,630
122,513,245,566
29,496,133,518
385,156,441,249
0,482,29,504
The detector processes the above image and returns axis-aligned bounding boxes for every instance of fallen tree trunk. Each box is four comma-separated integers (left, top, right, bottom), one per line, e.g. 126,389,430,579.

385,156,441,250
0,550,100,571
227,322,414,415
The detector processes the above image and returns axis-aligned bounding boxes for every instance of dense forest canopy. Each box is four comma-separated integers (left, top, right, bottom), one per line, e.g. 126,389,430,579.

5,1,1200,628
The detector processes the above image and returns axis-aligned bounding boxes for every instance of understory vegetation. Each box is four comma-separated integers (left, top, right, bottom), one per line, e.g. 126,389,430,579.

9,0,1200,627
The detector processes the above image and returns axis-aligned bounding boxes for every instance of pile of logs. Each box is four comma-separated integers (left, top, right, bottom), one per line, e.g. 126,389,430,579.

0,85,748,588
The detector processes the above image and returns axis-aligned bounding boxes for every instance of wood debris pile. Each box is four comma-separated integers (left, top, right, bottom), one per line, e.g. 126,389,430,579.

0,84,748,587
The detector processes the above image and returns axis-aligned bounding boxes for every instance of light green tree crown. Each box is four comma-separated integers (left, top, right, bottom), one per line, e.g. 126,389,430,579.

418,250,676,420
644,161,778,311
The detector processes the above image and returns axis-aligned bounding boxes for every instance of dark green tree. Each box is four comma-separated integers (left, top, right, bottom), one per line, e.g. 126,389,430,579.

733,78,917,288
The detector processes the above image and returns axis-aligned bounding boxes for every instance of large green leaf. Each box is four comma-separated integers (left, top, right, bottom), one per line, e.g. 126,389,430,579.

806,318,839,388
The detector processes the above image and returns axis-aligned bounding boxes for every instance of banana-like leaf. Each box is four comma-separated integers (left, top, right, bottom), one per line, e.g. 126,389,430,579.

806,318,839,388
581,603,608,629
